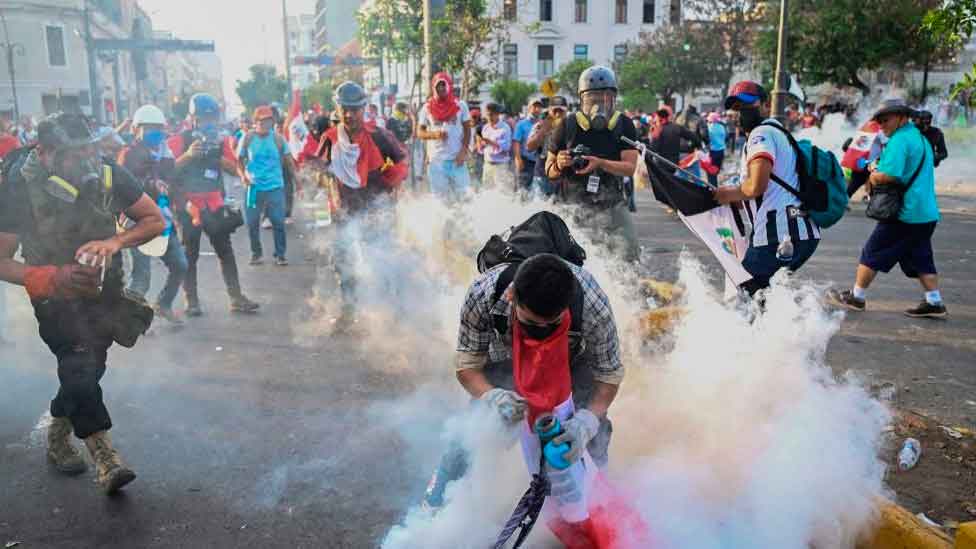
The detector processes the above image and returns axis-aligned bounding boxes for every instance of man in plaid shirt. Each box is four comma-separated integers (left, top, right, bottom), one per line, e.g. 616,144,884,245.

424,253,624,510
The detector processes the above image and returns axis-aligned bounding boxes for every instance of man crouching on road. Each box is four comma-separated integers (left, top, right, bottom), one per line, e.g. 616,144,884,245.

0,113,164,495
424,254,624,544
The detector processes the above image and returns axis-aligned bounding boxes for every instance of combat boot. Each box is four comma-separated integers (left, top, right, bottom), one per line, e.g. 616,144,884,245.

47,417,87,475
83,431,136,495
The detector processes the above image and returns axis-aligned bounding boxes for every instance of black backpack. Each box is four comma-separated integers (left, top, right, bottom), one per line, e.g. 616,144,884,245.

476,211,587,337
0,145,34,185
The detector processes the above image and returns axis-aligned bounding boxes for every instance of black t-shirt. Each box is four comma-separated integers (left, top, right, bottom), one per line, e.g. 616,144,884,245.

548,113,637,169
0,160,144,237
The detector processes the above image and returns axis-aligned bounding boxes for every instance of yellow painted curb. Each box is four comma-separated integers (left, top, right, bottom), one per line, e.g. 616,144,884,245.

956,522,976,549
858,500,952,549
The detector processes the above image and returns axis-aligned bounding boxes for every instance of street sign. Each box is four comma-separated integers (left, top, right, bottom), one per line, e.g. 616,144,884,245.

293,55,379,67
540,78,558,97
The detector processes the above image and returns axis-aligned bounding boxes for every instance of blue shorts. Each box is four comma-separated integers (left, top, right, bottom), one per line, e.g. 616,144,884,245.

428,159,471,200
860,220,937,278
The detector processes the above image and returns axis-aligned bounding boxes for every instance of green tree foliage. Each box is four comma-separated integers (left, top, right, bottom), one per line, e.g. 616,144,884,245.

490,79,537,115
924,0,976,49
235,65,289,115
553,59,594,97
618,23,725,109
683,0,765,98
756,0,940,96
302,80,335,112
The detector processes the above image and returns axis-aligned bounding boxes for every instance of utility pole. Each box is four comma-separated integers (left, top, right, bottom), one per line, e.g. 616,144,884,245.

422,0,432,98
83,0,102,123
770,0,790,121
0,9,25,122
281,0,294,95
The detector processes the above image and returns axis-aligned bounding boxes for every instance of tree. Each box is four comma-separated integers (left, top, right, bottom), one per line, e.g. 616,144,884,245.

490,79,536,114
924,0,976,50
235,65,289,115
619,23,725,108
358,0,425,102
433,0,510,99
756,0,939,96
683,0,765,98
302,80,334,112
553,59,593,97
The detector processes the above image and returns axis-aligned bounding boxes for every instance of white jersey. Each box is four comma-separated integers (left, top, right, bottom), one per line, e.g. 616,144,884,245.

738,118,821,247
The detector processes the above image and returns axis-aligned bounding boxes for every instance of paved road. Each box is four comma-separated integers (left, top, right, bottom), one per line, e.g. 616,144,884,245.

1,187,973,548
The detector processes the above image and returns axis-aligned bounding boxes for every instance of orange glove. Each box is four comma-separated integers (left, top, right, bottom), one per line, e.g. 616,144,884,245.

23,265,101,301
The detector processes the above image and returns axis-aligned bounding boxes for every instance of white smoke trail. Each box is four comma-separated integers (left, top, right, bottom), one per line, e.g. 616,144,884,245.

296,187,892,549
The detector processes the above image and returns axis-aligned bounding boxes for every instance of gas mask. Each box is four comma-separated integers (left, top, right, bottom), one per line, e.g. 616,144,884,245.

55,150,100,191
141,129,167,148
580,90,616,132
738,106,763,133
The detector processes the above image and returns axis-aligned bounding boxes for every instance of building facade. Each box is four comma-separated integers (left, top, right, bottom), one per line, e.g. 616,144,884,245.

287,13,318,90
313,0,364,82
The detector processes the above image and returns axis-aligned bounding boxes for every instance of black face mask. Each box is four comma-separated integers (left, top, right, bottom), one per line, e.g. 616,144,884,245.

518,320,561,340
739,107,763,133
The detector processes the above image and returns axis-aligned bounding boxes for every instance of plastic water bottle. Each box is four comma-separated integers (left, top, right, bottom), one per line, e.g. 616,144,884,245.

898,438,921,471
535,414,587,521
776,236,794,262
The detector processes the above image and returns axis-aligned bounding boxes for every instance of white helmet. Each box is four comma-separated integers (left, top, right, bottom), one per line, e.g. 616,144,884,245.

132,104,166,127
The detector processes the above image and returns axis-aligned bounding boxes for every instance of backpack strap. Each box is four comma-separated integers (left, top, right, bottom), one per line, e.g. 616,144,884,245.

754,121,805,201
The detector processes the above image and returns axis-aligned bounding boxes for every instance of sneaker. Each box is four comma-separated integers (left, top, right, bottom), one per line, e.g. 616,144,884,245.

826,289,865,311
262,218,272,229
249,254,263,265
230,295,260,314
904,301,948,319
154,305,185,325
274,256,288,267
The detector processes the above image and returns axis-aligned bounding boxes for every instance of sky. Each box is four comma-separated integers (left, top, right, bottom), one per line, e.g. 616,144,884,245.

139,0,318,114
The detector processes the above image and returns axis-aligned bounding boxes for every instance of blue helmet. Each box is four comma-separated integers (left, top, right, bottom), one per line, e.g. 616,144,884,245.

189,93,220,117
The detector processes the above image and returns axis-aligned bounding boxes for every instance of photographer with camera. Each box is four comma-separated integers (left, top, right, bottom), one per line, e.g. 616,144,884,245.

168,93,259,316
545,66,640,262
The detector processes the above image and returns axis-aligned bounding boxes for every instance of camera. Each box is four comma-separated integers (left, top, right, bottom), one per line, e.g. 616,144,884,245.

193,129,223,161
570,145,593,171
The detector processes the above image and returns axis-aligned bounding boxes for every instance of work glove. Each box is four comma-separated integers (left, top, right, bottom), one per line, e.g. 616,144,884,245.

553,409,600,465
480,388,527,425
23,265,100,301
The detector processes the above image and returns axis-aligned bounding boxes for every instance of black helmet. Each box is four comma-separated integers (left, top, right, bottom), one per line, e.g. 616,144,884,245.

578,65,618,96
333,81,368,108
36,112,97,151
310,114,331,136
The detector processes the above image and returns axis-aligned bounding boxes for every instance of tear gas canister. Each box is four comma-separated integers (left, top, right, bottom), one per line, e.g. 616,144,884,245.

534,413,588,522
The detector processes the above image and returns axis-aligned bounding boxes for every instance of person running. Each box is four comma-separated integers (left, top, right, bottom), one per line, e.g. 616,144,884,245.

237,105,295,267
0,112,165,495
417,72,472,201
828,99,946,318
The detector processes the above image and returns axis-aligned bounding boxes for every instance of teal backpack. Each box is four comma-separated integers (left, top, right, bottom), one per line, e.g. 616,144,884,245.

759,122,848,229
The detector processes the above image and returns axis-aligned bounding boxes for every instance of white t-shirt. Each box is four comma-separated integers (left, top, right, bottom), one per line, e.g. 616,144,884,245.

739,118,821,247
418,100,471,163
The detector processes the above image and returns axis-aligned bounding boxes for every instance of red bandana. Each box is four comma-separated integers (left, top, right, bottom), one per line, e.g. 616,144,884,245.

426,72,461,123
512,309,572,427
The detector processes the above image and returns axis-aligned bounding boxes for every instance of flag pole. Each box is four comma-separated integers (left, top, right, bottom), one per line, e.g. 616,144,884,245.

620,136,716,190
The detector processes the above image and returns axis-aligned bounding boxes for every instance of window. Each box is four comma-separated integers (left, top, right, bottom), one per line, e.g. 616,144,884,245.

574,44,588,60
539,0,553,22
537,44,554,78
642,0,655,24
670,0,681,24
575,0,587,23
45,25,67,67
616,0,628,23
613,43,628,65
503,0,517,21
503,44,518,78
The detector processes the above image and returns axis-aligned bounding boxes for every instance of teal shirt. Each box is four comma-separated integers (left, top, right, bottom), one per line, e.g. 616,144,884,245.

238,132,286,192
876,122,939,224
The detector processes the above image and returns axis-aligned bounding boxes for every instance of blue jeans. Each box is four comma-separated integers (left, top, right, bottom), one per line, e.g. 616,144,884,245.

127,232,189,309
428,159,471,201
741,238,819,295
245,187,287,259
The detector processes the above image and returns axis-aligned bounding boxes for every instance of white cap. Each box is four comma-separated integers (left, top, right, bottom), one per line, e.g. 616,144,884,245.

132,104,166,127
